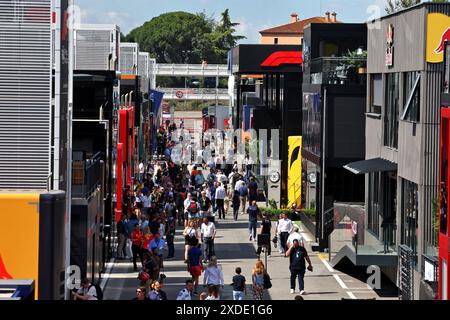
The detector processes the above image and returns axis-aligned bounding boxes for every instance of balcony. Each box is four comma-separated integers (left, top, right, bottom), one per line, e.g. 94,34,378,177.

72,152,103,199
309,57,367,86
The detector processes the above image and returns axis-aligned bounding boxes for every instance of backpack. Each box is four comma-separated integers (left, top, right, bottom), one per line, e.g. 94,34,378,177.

189,201,199,214
89,283,103,300
239,185,248,197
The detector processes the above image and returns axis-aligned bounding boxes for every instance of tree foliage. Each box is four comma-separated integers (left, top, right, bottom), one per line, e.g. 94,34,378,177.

126,10,244,64
386,0,448,14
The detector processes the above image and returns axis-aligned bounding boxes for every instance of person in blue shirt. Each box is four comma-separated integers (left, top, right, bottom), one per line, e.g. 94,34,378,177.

150,232,166,258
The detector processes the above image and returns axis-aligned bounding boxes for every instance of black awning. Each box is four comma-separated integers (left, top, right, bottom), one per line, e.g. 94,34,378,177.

344,158,397,175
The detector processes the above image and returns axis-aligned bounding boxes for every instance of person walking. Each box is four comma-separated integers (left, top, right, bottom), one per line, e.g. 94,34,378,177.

187,238,203,295
277,213,294,254
130,223,143,271
165,214,176,260
287,225,304,247
176,280,194,300
183,193,192,227
248,177,258,206
201,217,216,262
251,260,266,300
199,191,212,222
183,220,199,262
116,213,127,259
231,267,247,300
238,181,248,215
247,201,260,242
215,182,226,220
203,256,224,296
256,214,272,258
232,189,240,221
285,239,313,295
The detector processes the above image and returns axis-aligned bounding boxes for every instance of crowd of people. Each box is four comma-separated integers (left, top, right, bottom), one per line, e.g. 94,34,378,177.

74,121,313,301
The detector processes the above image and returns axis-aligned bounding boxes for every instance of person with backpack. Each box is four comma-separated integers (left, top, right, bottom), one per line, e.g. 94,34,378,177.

187,197,200,221
73,278,103,300
256,214,272,258
238,181,248,215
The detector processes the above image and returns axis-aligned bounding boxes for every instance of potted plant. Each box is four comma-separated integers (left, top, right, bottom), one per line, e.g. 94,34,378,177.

344,48,367,74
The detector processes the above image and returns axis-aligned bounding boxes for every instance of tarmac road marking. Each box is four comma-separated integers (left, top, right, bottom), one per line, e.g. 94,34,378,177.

346,291,357,299
333,274,348,289
318,253,335,273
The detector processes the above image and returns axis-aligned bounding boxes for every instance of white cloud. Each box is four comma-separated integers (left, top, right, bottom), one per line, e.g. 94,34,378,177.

235,17,270,44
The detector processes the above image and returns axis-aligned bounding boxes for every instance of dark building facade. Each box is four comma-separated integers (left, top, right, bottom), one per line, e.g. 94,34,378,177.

301,23,367,248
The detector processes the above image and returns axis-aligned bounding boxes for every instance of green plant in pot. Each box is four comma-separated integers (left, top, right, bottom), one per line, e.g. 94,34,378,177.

344,48,367,74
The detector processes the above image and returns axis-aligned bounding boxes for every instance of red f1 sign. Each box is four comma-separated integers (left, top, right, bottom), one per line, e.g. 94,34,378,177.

260,51,302,67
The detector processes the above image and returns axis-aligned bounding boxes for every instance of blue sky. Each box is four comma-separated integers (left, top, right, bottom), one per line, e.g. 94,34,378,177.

74,0,389,43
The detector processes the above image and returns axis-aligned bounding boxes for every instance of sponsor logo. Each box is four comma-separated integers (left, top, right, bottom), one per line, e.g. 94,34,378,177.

260,51,302,67
427,13,450,63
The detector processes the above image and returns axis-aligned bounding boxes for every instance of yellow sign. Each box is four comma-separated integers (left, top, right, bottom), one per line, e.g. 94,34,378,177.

0,193,40,298
288,136,302,208
427,13,450,63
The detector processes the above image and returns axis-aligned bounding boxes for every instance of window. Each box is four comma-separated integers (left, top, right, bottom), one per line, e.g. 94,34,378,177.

370,74,382,114
402,71,420,122
384,73,400,149
368,172,381,237
302,93,322,157
274,38,278,44
401,179,419,265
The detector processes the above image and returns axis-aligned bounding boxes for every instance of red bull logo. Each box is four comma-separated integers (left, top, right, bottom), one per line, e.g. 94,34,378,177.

434,26,450,54
427,13,450,63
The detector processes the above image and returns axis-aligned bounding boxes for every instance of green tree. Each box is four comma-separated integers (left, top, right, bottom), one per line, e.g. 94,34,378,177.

386,0,448,14
126,10,244,64
209,9,245,62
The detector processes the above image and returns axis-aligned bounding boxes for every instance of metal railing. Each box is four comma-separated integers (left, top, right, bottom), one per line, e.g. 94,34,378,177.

309,57,367,85
158,88,230,100
154,63,229,77
72,152,103,199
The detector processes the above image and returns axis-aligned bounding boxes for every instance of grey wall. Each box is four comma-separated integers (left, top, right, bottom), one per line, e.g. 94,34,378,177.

367,6,426,74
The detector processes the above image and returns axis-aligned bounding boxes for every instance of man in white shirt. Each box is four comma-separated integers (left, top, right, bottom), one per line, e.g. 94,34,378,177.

215,183,226,220
138,190,151,215
177,280,194,300
183,193,192,227
287,225,304,247
277,213,295,254
201,217,216,262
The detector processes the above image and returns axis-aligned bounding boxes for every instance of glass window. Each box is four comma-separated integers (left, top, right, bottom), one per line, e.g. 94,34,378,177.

384,73,399,149
370,74,382,114
402,71,420,122
368,172,381,238
302,93,322,157
401,179,418,265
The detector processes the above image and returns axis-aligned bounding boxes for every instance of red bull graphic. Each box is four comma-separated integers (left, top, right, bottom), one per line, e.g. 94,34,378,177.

427,13,450,63
435,26,450,54
0,254,13,279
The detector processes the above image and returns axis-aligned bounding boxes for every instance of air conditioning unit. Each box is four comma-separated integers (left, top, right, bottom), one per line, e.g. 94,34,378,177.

74,24,120,71
0,0,52,189
120,42,139,75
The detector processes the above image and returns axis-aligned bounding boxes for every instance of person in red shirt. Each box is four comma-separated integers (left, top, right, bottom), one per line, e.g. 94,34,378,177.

141,226,154,255
131,223,143,271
